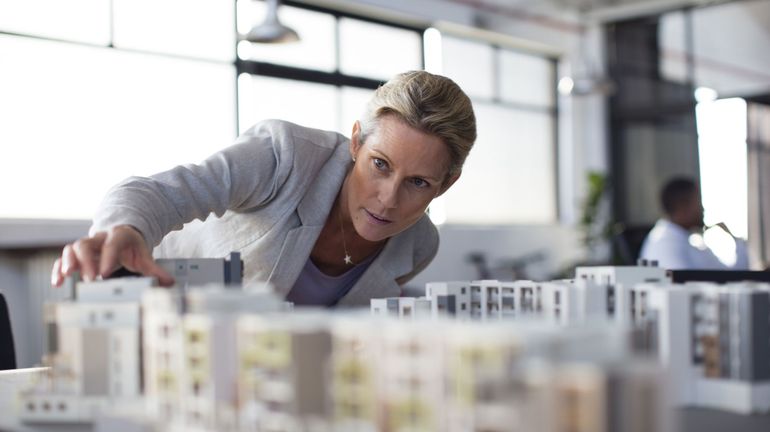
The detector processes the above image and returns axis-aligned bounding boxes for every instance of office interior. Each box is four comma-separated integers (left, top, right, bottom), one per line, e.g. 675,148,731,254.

1,0,769,390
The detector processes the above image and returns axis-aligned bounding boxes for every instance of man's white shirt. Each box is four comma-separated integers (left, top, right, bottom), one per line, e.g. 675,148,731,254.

639,218,749,270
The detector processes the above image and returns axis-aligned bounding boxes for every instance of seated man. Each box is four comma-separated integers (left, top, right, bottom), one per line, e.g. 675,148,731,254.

639,177,748,270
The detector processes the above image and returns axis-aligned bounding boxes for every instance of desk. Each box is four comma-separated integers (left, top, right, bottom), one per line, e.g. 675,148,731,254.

680,407,770,432
3,368,770,432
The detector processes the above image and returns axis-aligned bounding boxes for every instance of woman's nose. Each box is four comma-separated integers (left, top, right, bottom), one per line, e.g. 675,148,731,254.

378,179,399,209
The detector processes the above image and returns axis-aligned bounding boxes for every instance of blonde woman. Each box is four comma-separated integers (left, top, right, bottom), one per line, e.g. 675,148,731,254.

51,71,477,306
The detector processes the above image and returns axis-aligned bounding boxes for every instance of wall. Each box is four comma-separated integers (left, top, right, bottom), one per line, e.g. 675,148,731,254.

660,0,770,99
0,220,88,367
408,224,585,292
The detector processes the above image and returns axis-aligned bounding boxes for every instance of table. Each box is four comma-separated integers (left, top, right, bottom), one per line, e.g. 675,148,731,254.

3,368,770,431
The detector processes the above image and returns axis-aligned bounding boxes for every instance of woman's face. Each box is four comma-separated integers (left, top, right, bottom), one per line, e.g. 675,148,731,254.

344,114,459,242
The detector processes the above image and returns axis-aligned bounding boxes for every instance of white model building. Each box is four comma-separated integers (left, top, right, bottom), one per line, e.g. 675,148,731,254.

19,276,156,423
178,287,285,430
387,278,606,325
236,311,332,432
519,359,670,432
378,264,668,326
443,322,521,432
424,281,472,318
630,281,770,414
574,264,669,322
156,252,243,289
371,263,770,415
19,253,261,427
538,278,610,326
378,319,447,432
31,261,770,429
330,315,380,432
370,297,431,319
423,280,543,320
142,288,185,424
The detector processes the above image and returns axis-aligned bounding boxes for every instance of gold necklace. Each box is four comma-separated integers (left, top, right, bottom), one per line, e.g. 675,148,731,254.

338,203,354,265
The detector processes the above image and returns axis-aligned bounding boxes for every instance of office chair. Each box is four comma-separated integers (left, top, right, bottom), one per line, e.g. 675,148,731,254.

0,291,16,369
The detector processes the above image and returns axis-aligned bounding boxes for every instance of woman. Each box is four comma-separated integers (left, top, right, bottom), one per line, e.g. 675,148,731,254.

50,71,477,306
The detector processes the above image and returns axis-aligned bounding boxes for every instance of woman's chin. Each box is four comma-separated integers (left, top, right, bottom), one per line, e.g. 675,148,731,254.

354,223,393,243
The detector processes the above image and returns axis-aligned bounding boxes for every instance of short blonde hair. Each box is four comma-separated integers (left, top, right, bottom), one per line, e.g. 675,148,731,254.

359,71,476,183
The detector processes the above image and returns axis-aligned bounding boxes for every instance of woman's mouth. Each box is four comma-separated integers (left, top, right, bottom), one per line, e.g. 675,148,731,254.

364,209,392,225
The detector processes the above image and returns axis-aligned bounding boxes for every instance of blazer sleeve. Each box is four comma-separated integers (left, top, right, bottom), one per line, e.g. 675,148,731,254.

90,120,296,247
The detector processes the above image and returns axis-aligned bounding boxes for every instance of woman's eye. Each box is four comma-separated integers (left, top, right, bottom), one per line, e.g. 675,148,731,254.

373,158,387,170
411,178,429,188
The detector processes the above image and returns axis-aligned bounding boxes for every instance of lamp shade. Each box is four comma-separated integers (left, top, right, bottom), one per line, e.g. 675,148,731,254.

244,0,300,44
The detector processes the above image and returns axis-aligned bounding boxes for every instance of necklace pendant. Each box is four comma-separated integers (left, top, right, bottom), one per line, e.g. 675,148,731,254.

344,254,353,265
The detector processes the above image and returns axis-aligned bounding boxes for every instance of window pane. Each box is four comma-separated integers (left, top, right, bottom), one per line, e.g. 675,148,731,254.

339,18,422,81
697,98,748,238
0,0,110,45
113,0,235,62
498,49,555,108
340,86,374,136
443,103,556,224
238,75,337,134
0,35,237,219
659,11,688,84
237,0,335,72
691,2,770,97
441,36,494,100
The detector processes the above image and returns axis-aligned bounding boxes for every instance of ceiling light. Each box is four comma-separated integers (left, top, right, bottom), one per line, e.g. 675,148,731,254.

244,0,300,44
694,87,718,103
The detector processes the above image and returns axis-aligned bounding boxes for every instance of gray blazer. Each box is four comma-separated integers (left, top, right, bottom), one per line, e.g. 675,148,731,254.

91,120,439,306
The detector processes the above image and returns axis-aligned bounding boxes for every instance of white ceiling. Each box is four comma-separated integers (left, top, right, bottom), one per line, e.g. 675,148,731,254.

440,0,739,21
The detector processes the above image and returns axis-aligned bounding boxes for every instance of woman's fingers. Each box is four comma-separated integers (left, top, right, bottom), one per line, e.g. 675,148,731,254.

70,233,107,282
52,226,175,288
60,244,77,276
99,225,175,287
133,258,175,287
97,234,123,280
51,258,63,287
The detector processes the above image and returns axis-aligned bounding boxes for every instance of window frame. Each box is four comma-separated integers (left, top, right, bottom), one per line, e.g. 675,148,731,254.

432,30,561,224
235,0,426,133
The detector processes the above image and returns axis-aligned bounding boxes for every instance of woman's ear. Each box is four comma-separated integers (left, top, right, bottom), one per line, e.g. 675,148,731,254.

350,121,362,160
437,172,461,197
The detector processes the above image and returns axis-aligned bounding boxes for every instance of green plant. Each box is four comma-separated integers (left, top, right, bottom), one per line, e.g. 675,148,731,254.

580,172,610,248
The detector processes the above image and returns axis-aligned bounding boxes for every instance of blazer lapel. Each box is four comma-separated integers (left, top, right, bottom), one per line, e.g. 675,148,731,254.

267,225,322,296
268,144,352,296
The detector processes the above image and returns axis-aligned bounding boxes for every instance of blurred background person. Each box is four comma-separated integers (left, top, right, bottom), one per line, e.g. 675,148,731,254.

639,177,749,270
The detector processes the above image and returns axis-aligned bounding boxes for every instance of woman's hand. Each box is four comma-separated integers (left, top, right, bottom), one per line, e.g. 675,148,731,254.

50,225,175,287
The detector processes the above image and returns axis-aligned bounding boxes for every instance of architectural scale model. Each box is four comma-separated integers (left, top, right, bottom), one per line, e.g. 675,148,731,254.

628,281,770,414
18,252,273,426
31,261,770,431
372,263,770,415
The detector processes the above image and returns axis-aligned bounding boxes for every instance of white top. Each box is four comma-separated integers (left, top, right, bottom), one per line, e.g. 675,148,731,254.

639,219,749,270
287,253,378,307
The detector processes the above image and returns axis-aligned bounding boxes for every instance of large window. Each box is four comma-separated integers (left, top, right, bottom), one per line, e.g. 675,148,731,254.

1,0,558,226
697,98,748,249
234,0,423,135
426,31,558,225
0,0,236,220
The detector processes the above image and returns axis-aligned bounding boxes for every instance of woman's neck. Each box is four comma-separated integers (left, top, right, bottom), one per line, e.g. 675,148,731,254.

311,189,385,276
